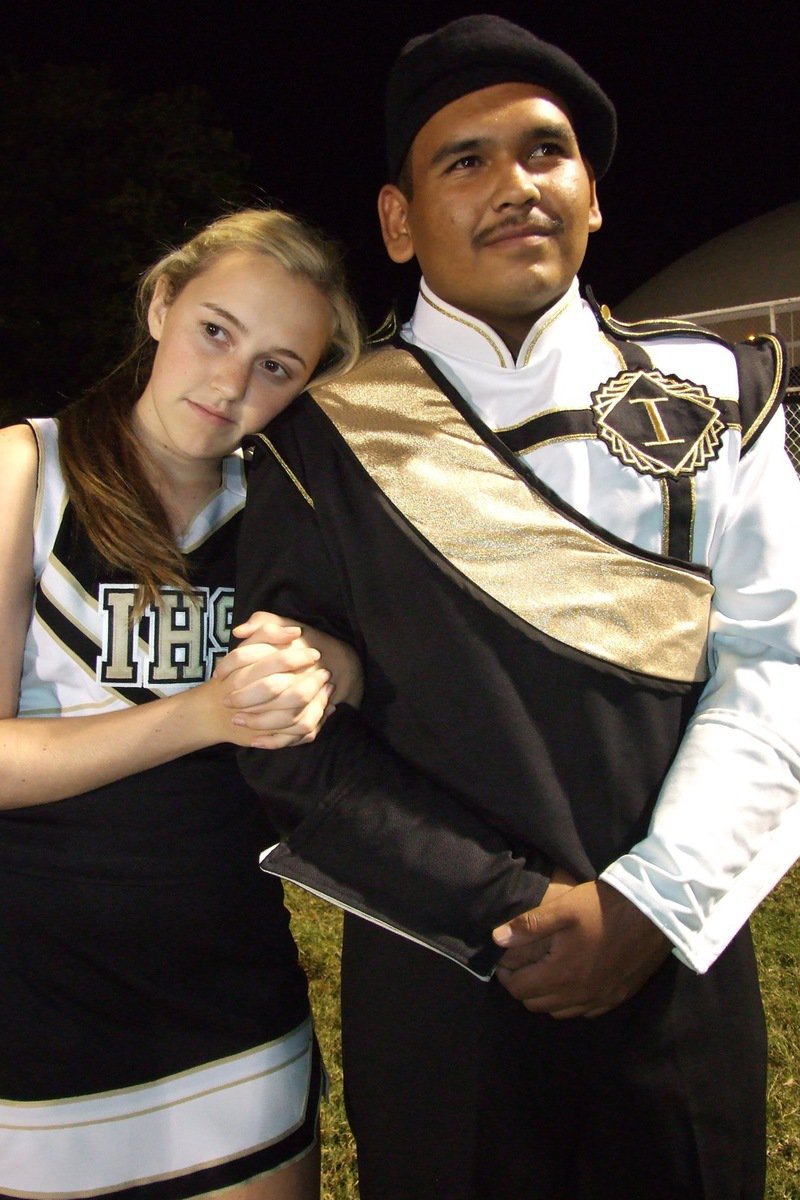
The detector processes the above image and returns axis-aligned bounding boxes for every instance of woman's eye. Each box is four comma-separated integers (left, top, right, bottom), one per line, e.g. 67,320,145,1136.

262,359,289,379
203,322,225,340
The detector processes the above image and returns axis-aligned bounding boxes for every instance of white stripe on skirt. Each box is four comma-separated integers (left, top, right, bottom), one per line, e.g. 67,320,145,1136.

0,1017,313,1198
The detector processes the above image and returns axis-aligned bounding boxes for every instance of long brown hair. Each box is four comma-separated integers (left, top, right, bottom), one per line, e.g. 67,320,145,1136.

58,208,361,611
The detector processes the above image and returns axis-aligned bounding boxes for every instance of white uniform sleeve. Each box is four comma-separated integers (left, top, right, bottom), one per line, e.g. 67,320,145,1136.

601,412,800,972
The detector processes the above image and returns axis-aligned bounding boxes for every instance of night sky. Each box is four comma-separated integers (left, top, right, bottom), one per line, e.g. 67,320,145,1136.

6,0,798,327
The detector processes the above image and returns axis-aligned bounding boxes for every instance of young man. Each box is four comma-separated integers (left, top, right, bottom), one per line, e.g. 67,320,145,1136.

232,15,800,1199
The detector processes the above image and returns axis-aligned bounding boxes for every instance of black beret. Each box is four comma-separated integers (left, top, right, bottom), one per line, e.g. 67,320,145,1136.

385,14,617,181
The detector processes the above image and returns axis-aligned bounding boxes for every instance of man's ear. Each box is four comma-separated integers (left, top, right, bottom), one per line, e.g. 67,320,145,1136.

147,276,173,341
378,184,416,264
585,164,602,235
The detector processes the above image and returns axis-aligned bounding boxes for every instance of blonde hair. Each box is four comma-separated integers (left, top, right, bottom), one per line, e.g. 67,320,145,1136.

136,208,361,387
59,208,362,611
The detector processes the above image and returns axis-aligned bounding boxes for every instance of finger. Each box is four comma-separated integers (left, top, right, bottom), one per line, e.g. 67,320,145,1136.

232,612,303,642
233,678,334,731
242,728,310,750
517,978,626,1019
582,1005,616,1019
215,641,310,682
224,661,329,708
493,903,568,947
493,908,539,946
250,685,333,749
495,960,551,998
496,940,553,971
512,989,582,1015
495,950,582,1006
231,676,331,730
219,640,321,680
537,1003,589,1020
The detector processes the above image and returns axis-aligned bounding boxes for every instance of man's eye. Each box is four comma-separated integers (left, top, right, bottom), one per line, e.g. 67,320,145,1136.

530,142,562,159
447,155,481,172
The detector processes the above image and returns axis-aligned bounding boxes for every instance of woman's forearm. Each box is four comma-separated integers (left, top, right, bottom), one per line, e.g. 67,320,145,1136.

0,680,234,809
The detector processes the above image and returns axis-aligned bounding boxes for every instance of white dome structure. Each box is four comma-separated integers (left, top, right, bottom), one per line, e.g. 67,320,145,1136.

614,203,800,477
615,202,800,320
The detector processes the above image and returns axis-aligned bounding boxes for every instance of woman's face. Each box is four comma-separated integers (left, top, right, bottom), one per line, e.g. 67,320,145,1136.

134,249,333,466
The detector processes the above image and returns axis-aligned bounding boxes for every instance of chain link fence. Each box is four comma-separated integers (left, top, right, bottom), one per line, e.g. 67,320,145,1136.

784,364,800,477
673,297,800,479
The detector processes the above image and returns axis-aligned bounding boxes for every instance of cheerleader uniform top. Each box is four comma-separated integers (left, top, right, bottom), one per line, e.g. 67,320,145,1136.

0,417,309,1102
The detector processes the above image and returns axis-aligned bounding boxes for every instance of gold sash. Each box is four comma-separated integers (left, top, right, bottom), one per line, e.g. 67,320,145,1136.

307,349,713,683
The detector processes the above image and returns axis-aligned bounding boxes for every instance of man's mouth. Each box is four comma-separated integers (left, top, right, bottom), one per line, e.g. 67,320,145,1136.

476,217,562,248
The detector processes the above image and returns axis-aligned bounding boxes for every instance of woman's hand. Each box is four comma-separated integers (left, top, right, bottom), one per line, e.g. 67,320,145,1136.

213,611,363,749
295,623,364,709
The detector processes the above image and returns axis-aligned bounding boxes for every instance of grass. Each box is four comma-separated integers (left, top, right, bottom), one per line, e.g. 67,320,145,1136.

284,887,358,1200
753,867,800,1198
286,866,799,1200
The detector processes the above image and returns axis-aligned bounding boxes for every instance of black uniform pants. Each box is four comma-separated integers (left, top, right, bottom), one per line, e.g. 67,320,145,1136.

342,917,767,1200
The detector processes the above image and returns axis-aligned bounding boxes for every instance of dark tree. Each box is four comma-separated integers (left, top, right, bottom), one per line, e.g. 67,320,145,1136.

0,63,251,422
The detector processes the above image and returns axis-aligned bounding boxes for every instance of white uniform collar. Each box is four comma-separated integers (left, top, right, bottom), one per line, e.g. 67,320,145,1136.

406,277,582,370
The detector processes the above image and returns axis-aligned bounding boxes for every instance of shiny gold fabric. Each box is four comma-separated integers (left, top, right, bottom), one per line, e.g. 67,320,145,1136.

310,350,713,683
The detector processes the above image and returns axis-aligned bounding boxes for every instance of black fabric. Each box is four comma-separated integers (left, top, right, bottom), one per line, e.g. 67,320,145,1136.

2,481,309,1104
260,706,546,977
399,337,713,577
589,294,787,465
343,916,767,1200
495,405,595,454
385,13,617,180
234,342,770,1197
237,365,702,970
0,756,308,1098
734,335,789,448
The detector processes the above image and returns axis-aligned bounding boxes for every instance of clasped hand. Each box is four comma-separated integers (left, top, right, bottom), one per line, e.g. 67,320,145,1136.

492,871,672,1020
211,611,362,749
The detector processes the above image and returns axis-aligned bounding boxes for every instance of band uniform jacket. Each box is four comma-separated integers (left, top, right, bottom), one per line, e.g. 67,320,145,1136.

234,299,794,979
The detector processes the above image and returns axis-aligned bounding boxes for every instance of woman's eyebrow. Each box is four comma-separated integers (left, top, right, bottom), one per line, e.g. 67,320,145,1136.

200,303,308,368
202,302,248,333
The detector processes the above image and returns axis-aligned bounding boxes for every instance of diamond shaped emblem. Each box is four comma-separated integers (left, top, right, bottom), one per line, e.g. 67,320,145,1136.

592,369,725,477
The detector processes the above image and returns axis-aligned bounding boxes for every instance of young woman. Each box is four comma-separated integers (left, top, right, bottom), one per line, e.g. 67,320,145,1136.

0,209,362,1200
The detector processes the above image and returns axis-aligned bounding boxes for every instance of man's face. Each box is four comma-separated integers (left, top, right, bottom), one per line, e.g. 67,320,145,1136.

379,82,602,353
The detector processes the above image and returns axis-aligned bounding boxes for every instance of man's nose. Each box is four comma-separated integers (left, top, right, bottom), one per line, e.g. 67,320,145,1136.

491,159,541,210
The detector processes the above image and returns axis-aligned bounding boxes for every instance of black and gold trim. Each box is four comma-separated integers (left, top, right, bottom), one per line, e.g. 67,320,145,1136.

495,407,595,456
586,287,728,343
735,334,786,449
253,434,315,510
308,346,713,684
366,307,401,347
591,368,726,479
590,292,785,451
597,334,717,561
491,313,782,563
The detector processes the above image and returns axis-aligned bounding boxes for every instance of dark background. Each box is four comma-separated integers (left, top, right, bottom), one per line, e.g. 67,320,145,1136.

2,0,797,413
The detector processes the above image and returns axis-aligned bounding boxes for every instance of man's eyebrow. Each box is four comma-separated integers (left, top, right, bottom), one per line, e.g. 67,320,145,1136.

525,120,577,145
429,121,578,167
430,137,486,167
201,303,308,368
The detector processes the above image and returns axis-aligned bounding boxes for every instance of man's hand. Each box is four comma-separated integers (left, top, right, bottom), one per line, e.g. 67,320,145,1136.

492,878,672,1019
